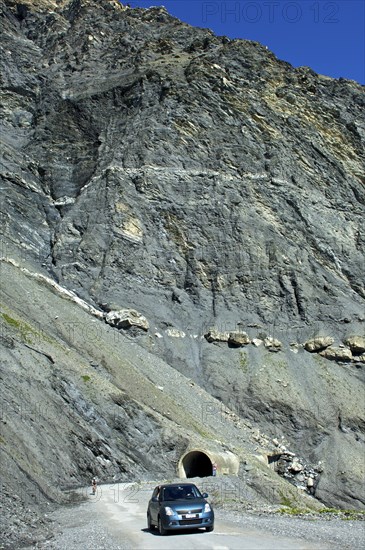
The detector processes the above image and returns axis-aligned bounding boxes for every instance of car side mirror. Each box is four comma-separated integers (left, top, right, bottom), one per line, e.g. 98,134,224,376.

151,496,158,502
202,492,208,498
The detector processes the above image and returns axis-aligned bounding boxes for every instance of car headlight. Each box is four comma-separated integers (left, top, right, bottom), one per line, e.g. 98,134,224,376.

204,503,211,513
164,506,174,516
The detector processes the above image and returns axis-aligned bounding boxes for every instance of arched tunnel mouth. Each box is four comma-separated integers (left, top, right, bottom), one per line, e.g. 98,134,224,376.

181,451,213,478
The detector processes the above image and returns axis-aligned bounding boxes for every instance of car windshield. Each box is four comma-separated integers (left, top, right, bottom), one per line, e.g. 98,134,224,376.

162,485,202,501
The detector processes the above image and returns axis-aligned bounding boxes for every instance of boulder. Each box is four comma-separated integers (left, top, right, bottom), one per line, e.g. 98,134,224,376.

304,336,334,352
105,309,149,331
290,460,304,472
204,329,230,343
295,473,306,482
264,337,282,352
344,335,365,355
319,346,352,362
252,338,263,347
228,331,250,347
165,328,186,338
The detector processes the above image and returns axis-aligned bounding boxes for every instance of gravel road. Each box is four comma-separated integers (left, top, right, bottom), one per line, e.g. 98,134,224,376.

28,482,364,550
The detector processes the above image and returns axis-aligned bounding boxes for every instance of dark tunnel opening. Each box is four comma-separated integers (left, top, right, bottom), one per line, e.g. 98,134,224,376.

182,451,213,478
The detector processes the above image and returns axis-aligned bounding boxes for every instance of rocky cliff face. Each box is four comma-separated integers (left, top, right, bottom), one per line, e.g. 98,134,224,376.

1,0,364,543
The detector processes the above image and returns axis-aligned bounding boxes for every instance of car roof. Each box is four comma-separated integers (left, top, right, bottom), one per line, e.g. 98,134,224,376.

157,483,197,489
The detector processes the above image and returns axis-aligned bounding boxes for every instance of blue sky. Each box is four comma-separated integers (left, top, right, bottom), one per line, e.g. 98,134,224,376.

126,1,365,84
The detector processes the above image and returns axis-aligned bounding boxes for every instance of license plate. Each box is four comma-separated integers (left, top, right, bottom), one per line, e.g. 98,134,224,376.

185,513,196,518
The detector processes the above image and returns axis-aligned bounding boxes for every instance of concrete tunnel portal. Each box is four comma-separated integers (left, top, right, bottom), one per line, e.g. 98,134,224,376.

182,451,213,478
178,449,240,478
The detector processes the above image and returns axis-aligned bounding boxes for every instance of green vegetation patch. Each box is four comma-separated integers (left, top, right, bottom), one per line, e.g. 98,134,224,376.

278,500,365,519
239,351,248,372
1,311,36,343
278,492,311,515
0,309,55,346
2,312,21,329
318,508,365,521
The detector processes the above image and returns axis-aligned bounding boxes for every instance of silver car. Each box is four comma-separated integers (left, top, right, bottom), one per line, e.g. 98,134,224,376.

147,483,214,535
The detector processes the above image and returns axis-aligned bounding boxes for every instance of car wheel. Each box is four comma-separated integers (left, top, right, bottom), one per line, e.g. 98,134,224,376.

206,525,214,532
158,517,168,536
147,513,155,531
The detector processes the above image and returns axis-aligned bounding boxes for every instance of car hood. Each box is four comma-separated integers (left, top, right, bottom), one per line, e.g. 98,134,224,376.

162,498,208,509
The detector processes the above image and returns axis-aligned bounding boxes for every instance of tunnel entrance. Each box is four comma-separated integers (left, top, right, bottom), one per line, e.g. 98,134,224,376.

182,451,213,478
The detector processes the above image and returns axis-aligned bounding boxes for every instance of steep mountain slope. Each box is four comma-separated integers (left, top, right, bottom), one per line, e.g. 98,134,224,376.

0,0,364,542
2,259,296,545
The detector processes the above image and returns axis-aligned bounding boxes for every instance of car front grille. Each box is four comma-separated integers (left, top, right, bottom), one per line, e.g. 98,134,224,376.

179,519,203,526
176,508,202,514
